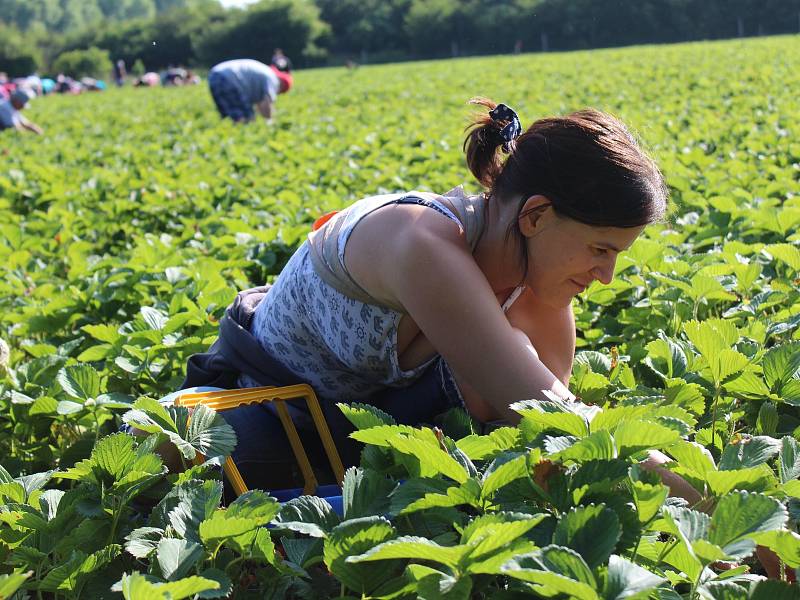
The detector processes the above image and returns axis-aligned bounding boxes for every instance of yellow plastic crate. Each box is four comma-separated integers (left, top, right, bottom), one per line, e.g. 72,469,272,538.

174,385,345,496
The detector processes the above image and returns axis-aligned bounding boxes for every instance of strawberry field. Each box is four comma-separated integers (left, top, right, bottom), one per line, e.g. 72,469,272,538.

1,35,800,599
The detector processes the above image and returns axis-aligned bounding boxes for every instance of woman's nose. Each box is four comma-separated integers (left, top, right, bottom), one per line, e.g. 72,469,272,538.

592,257,616,285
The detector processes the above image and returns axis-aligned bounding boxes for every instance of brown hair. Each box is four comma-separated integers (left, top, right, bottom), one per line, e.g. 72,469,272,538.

463,97,668,229
463,98,667,279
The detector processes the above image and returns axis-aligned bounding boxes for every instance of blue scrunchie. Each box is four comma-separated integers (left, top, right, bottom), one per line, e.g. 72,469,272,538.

489,103,522,151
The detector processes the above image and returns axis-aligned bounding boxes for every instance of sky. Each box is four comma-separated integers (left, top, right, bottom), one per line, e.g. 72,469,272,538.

219,0,258,7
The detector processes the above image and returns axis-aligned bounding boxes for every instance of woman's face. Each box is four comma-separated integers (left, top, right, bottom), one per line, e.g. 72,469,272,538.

520,203,644,308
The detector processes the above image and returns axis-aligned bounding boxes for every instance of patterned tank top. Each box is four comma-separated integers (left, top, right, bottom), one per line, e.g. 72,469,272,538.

238,189,522,400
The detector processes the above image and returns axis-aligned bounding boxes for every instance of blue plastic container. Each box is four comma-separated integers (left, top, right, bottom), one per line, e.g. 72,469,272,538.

272,484,344,516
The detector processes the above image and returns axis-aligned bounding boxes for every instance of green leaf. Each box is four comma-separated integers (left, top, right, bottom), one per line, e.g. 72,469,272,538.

387,434,468,483
38,489,64,521
667,440,716,478
274,495,340,538
711,349,749,386
77,344,113,361
614,421,680,458
57,364,101,400
708,491,787,558
691,539,733,563
657,506,708,577
17,470,54,499
664,380,706,416
779,436,800,483
629,466,669,524
766,243,800,271
465,515,546,558
228,526,276,564
82,323,121,344
39,544,121,592
225,489,280,524
749,529,800,568
118,572,219,600
199,513,256,546
762,342,800,391
514,401,591,437
551,430,616,462
157,538,204,581
705,465,777,495
533,545,596,587
93,432,137,482
603,554,666,600
337,402,396,429
553,504,621,569
748,579,800,600
574,350,612,374
644,338,688,379
349,424,420,447
186,404,237,459
122,397,195,459
125,527,164,559
0,571,31,598
724,370,772,399
400,479,481,514
197,568,232,599
684,319,740,360
501,563,600,600
719,436,781,470
57,400,85,415
756,402,779,436
342,466,395,519
168,480,223,543
571,459,630,503
661,505,710,543
29,395,58,415
696,581,747,600
480,454,528,500
411,567,473,600
348,535,467,569
141,306,168,330
324,516,399,595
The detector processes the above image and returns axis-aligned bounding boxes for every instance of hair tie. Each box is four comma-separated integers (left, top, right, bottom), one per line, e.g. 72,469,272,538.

489,103,522,151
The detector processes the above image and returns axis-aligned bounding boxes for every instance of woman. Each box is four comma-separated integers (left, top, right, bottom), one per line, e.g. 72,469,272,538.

183,98,667,488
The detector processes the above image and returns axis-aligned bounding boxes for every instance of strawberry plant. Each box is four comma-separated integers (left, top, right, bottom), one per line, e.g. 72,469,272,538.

1,34,799,597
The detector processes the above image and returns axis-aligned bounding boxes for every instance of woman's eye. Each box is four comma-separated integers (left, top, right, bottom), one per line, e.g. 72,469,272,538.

591,246,607,255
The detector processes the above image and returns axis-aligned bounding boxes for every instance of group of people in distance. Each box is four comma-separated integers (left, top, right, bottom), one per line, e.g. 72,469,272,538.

1,49,292,135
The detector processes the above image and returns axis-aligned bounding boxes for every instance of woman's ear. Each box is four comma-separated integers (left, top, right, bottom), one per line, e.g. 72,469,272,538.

518,195,552,237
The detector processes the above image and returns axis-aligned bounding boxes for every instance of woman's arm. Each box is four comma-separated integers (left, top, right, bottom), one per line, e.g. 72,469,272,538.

351,204,574,422
505,291,576,387
449,298,575,422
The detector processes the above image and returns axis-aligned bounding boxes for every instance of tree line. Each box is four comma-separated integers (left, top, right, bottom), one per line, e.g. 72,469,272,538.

1,0,799,77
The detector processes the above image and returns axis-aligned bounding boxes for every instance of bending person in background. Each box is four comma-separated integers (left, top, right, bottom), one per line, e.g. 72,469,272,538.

0,90,42,135
207,58,292,124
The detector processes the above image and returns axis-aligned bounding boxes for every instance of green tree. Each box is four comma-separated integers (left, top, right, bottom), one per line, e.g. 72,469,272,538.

97,0,157,21
195,0,329,67
316,0,410,59
0,22,43,76
52,46,113,78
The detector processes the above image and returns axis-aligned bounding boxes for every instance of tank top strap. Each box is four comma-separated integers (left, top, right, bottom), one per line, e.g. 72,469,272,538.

444,187,486,251
307,187,487,311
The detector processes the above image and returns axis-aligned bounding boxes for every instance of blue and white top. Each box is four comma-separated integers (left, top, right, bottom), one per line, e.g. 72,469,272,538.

239,190,523,401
